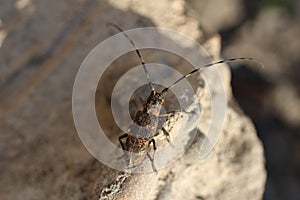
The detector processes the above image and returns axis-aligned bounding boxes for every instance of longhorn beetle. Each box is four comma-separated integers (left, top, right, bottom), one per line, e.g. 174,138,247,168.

108,23,262,172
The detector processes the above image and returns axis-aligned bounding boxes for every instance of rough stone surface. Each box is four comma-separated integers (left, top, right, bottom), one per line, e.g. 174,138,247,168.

0,0,266,199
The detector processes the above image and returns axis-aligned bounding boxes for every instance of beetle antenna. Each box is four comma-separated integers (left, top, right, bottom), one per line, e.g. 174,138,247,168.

160,57,264,96
107,23,155,92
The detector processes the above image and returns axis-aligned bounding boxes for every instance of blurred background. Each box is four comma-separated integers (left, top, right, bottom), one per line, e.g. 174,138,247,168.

187,0,300,199
0,0,299,199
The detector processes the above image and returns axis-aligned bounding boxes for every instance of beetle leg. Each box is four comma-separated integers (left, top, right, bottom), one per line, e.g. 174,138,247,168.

148,139,157,172
162,127,171,143
119,133,128,150
149,138,157,151
158,110,180,118
146,152,157,173
162,127,175,147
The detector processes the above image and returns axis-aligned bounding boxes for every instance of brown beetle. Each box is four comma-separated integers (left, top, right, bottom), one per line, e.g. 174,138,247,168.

109,23,260,172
